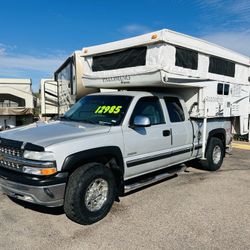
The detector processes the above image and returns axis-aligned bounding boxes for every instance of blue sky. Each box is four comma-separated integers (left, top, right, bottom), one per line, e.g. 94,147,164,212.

0,0,250,92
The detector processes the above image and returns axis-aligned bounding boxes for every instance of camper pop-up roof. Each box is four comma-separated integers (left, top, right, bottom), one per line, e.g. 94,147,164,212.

82,29,250,87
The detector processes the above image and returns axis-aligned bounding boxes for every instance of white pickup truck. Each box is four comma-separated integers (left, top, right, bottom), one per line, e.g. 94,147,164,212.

0,90,231,224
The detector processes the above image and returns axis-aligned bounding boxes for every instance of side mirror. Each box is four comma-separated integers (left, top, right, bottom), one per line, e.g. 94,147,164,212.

133,115,151,127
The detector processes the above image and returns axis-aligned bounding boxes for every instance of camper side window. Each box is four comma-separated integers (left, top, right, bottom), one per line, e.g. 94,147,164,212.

209,56,235,77
217,83,223,95
164,97,185,123
175,47,198,70
217,83,230,95
224,84,230,95
92,47,147,72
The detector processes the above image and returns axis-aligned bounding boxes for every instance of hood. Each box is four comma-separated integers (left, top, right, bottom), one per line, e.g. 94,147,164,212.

0,121,111,148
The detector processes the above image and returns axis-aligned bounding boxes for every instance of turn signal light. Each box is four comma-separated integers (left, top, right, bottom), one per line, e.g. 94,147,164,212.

40,168,57,175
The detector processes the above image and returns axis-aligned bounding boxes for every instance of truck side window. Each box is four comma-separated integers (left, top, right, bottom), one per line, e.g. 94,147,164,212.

130,97,165,125
164,97,185,123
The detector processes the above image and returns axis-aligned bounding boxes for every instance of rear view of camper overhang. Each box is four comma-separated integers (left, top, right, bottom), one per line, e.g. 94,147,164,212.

81,29,250,135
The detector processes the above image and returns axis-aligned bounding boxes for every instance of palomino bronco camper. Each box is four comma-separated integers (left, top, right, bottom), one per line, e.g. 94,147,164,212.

82,29,250,138
0,29,249,225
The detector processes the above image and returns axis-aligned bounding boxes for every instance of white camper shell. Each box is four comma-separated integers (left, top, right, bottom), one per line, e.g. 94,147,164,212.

81,29,250,135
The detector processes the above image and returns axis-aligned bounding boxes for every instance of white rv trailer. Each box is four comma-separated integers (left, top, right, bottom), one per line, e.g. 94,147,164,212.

41,51,98,116
81,29,250,140
0,78,34,128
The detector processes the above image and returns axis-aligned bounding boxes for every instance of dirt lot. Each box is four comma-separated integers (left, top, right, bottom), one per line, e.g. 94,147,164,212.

0,148,249,250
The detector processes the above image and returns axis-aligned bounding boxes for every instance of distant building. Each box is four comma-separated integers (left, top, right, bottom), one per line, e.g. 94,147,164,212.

0,78,34,129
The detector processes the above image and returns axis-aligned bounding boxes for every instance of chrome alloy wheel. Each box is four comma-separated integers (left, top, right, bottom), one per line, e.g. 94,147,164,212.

212,145,222,165
84,178,109,212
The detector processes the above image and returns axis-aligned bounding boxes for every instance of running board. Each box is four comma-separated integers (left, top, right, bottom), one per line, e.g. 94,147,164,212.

124,171,177,194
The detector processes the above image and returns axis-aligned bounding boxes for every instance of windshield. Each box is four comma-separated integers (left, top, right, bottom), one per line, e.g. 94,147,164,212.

62,95,133,126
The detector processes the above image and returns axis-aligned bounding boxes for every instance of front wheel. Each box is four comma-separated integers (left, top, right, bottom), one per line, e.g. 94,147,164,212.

64,163,116,225
202,137,225,171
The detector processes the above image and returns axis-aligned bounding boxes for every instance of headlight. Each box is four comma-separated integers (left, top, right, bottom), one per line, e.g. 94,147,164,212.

22,150,57,175
23,150,55,161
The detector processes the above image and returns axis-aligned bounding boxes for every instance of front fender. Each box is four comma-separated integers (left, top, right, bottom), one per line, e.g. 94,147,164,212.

61,146,124,174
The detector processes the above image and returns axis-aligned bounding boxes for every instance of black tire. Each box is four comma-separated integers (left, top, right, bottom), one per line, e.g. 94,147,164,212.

64,162,116,225
201,137,224,171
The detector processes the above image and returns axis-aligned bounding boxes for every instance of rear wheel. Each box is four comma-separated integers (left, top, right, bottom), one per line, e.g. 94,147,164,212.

202,137,224,171
64,162,116,225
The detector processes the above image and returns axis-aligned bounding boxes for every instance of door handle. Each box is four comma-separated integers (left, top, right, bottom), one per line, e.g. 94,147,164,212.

163,130,171,137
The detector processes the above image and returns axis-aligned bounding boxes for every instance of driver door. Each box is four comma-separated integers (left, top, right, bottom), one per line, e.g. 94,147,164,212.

122,96,172,179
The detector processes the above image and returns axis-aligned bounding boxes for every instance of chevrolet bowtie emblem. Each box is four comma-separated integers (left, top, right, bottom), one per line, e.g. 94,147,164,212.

0,153,4,161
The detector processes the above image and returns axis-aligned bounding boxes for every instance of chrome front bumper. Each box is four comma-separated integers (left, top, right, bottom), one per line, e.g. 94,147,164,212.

0,176,66,207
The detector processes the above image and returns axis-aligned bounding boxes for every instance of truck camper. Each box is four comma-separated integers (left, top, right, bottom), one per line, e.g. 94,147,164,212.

82,29,250,137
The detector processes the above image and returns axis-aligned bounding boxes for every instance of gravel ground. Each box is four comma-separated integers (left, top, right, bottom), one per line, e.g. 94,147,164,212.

0,148,249,250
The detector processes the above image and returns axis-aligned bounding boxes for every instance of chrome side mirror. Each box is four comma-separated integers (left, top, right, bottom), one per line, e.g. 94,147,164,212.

133,115,151,127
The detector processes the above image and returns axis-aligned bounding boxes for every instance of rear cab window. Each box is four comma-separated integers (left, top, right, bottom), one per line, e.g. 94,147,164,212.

164,97,185,123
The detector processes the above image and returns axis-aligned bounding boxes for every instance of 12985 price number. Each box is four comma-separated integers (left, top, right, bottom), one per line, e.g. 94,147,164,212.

94,105,122,114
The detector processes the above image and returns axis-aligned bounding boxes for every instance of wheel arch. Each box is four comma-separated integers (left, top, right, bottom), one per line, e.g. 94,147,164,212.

61,146,124,193
207,128,226,155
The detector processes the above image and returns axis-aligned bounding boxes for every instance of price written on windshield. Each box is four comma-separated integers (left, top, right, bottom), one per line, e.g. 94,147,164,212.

94,105,122,114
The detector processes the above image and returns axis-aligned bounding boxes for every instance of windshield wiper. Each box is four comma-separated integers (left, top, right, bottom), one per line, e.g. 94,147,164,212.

98,121,112,126
61,117,112,126
80,119,99,125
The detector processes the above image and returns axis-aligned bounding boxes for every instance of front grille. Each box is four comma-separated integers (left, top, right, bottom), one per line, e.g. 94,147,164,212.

0,138,46,173
0,138,24,172
0,158,22,171
0,145,23,157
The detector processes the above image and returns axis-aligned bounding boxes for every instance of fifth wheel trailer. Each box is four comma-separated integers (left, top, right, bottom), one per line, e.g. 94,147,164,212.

40,51,98,117
0,78,34,129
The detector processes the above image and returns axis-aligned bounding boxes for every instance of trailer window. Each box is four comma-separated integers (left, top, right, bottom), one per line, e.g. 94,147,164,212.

92,47,147,72
209,56,235,77
55,57,75,95
0,94,25,107
175,47,198,70
164,97,185,123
